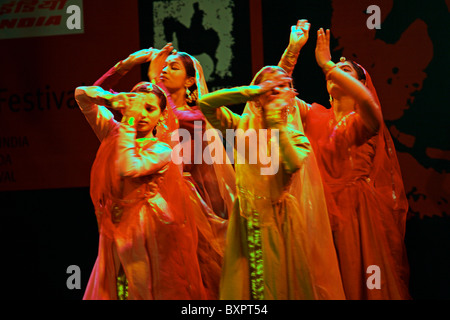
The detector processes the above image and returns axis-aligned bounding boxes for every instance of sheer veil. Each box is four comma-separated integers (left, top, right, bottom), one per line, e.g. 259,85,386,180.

236,66,345,299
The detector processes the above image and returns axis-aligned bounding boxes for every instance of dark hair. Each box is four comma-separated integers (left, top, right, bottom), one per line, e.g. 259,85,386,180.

176,52,196,78
173,52,198,106
131,82,167,112
347,60,366,81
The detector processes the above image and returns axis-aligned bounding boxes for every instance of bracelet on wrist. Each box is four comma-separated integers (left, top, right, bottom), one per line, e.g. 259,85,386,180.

322,61,337,79
286,48,300,57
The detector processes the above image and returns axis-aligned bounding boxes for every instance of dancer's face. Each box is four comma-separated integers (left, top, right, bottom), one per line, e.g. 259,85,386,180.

327,61,364,97
256,70,293,107
161,55,195,92
136,93,163,132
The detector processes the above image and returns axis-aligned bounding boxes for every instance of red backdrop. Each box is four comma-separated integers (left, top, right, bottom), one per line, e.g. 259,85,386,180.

0,0,141,191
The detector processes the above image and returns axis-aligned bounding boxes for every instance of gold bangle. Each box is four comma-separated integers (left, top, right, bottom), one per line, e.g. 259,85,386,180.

285,48,300,58
323,61,337,79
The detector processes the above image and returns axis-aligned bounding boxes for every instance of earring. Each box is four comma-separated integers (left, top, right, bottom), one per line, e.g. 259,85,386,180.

186,87,194,104
158,115,166,126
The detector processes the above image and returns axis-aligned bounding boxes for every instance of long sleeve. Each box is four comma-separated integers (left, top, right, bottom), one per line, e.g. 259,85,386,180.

76,62,128,141
80,104,117,142
198,86,261,134
273,127,311,175
93,66,126,93
277,48,299,77
295,97,312,126
76,87,117,141
118,123,172,178
265,104,311,174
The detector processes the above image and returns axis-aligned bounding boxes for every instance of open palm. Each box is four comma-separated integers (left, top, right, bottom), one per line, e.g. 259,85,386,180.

289,19,311,52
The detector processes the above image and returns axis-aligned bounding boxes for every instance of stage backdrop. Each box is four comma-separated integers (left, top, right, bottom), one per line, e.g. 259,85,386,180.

0,0,141,191
258,0,449,220
138,0,253,93
0,0,448,300
330,0,449,219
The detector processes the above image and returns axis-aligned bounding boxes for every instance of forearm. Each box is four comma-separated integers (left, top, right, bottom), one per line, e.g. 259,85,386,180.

278,45,300,76
199,86,261,111
278,19,310,76
75,86,116,140
75,86,111,111
271,126,310,174
93,65,124,92
265,106,310,173
198,86,258,131
94,56,138,91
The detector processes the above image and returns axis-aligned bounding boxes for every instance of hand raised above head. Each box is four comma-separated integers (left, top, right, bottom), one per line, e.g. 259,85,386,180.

129,48,154,63
75,86,116,106
315,28,332,69
115,93,151,125
288,19,311,53
148,43,174,82
120,48,157,72
107,92,138,109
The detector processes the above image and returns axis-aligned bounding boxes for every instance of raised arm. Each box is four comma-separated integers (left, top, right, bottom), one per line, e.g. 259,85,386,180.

197,86,255,134
198,76,294,133
75,86,118,141
278,19,312,123
94,45,172,91
315,28,382,134
147,43,174,84
278,19,310,76
197,80,285,134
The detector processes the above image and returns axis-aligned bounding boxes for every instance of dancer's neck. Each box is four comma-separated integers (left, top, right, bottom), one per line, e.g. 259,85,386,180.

331,96,356,122
169,88,188,109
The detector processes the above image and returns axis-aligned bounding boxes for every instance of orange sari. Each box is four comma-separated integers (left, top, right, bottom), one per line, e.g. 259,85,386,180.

79,88,207,300
304,70,410,299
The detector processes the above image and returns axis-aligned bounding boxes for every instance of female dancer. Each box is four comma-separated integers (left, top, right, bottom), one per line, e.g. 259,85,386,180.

75,83,206,299
278,25,410,299
197,65,345,300
148,46,236,221
92,45,234,299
